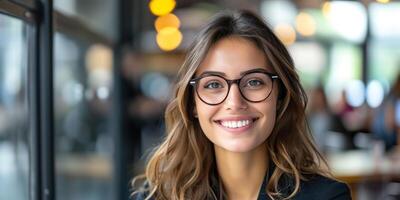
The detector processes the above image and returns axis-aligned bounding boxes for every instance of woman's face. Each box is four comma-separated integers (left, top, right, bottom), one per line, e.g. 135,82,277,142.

193,36,279,153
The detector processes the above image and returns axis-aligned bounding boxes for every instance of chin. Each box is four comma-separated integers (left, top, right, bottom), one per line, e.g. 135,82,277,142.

217,140,262,153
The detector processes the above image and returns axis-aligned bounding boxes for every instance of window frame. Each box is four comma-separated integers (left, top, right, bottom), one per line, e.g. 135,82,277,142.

0,0,36,23
1,0,117,199
2,0,161,198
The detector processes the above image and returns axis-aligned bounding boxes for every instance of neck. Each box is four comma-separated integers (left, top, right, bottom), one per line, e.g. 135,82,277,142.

214,144,268,200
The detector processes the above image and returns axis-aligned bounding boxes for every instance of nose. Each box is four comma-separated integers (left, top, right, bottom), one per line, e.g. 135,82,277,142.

223,83,248,110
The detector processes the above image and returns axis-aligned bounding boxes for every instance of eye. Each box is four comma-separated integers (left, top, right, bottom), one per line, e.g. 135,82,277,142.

246,79,264,87
204,81,223,89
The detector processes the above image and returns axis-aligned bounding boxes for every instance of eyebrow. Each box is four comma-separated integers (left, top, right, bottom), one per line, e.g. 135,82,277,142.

198,67,270,77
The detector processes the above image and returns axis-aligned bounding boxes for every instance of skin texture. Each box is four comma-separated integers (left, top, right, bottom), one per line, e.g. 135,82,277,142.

193,36,279,200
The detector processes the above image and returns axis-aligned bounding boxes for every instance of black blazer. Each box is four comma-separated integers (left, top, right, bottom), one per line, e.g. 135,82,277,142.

258,174,351,200
132,164,351,200
132,175,350,200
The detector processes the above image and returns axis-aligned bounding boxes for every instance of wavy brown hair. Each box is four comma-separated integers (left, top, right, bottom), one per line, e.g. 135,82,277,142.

132,10,331,200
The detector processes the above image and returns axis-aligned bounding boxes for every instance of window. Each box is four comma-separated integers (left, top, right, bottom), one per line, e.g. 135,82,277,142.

0,14,29,200
53,28,114,200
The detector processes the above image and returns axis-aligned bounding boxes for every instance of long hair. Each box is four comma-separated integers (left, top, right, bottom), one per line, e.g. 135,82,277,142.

133,10,331,200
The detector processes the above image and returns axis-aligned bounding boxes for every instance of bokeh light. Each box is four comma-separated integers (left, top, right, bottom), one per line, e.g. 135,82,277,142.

149,0,176,16
86,44,113,71
366,80,385,108
296,12,316,37
261,0,297,27
376,0,390,3
325,1,367,43
345,80,365,107
140,72,171,101
155,13,180,32
274,24,296,45
62,81,83,106
96,86,110,100
156,27,182,51
322,1,331,17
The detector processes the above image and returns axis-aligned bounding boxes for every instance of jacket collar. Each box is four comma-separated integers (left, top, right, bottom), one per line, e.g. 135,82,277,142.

257,160,275,200
212,161,294,200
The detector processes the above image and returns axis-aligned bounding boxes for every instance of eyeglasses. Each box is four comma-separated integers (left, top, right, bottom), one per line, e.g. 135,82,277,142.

189,71,279,105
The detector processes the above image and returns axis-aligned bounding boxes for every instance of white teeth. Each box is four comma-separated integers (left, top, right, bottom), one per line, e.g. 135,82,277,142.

221,120,251,129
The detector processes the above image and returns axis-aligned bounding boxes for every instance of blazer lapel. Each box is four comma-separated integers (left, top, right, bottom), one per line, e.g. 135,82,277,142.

257,162,275,200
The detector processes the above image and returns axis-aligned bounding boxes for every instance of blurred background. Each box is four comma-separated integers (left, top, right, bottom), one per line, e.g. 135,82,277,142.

0,0,399,199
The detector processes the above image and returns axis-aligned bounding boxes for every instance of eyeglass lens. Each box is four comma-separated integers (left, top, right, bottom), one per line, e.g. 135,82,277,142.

196,72,273,104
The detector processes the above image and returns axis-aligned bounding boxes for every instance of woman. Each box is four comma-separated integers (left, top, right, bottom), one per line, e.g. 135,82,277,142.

132,10,351,200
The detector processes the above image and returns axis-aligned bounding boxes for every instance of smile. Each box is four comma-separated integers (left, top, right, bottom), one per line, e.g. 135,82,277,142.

221,120,250,128
214,117,258,130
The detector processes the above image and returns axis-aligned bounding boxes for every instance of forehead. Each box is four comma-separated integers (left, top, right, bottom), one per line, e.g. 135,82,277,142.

196,36,270,77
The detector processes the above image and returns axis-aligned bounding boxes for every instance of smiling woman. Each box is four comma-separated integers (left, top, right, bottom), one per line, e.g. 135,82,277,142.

192,37,278,155
131,10,351,200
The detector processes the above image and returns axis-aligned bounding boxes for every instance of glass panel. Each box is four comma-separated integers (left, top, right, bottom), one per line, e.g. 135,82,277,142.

324,1,367,43
369,2,400,89
370,2,400,40
53,0,118,41
325,43,362,106
368,40,400,87
54,33,114,200
0,14,29,200
368,3,400,107
289,41,327,89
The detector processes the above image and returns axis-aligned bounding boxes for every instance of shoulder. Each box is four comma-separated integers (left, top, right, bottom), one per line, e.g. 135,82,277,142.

295,175,351,200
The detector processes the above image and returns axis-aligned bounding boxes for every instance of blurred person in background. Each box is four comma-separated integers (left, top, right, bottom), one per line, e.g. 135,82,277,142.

372,73,400,152
131,10,350,200
121,48,167,173
122,49,166,122
307,85,347,153
332,89,370,150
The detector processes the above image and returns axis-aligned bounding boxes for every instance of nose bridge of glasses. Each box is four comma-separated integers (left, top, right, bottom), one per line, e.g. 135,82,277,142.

229,78,249,96
225,78,246,103
227,78,241,87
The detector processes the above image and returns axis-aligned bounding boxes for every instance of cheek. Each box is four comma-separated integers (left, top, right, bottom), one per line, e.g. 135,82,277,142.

262,105,276,122
264,108,276,132
260,97,278,131
194,98,217,134
193,94,203,117
194,98,208,121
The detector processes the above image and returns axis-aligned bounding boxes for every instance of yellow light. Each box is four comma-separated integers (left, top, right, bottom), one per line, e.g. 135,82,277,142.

376,0,390,3
156,27,182,51
149,0,176,16
155,13,180,32
274,24,296,46
86,44,113,71
296,12,316,37
322,1,331,17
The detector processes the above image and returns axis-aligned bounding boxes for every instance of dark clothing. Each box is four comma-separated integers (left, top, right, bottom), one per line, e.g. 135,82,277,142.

132,162,351,200
258,174,351,200
132,175,351,200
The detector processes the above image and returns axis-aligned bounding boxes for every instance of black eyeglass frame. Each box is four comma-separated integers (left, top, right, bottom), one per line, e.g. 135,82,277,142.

189,71,279,105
